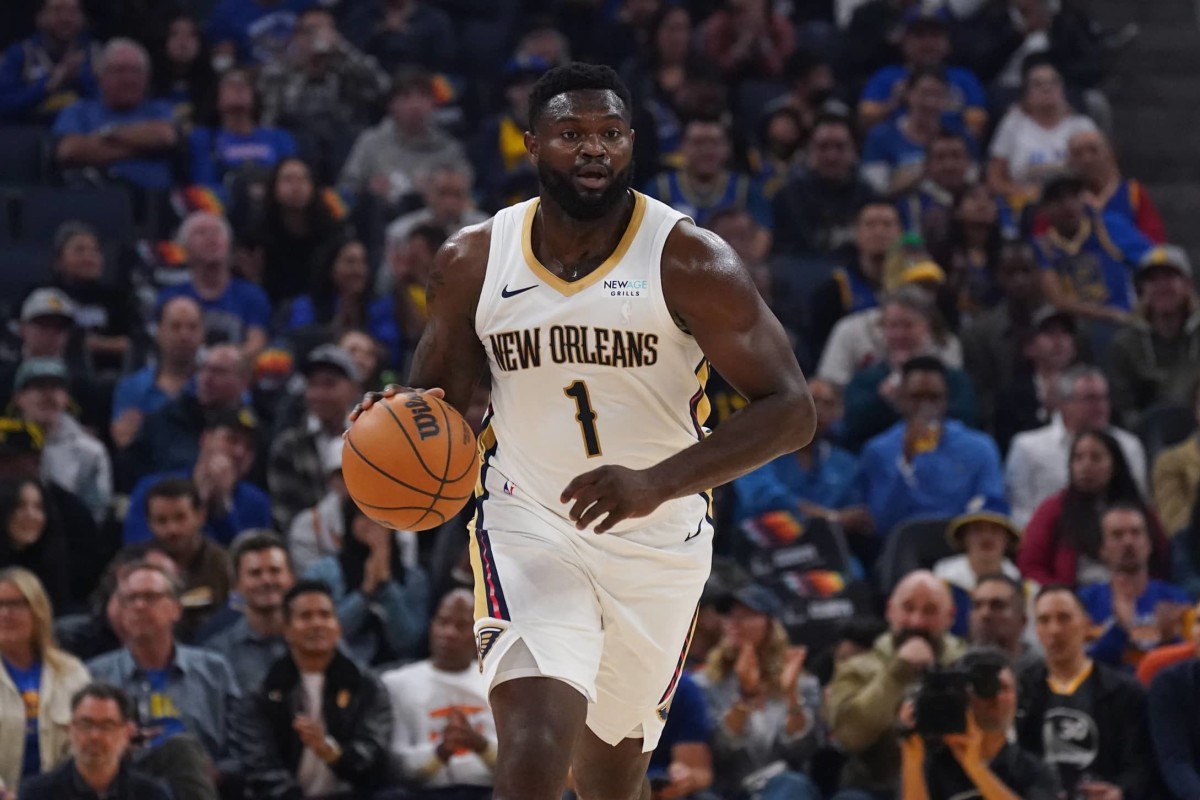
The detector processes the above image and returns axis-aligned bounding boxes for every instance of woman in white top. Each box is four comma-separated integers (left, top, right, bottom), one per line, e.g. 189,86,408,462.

0,568,90,794
987,54,1096,205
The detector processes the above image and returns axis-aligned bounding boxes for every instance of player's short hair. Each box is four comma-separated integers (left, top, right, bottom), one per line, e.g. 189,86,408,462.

528,63,632,129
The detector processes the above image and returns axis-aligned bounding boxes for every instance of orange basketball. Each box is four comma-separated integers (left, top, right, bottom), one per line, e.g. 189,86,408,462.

342,392,479,531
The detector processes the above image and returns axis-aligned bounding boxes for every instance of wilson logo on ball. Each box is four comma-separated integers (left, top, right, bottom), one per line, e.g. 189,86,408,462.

405,395,441,440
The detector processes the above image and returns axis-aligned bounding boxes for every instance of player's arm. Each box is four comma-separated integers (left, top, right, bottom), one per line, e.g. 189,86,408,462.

352,224,490,417
563,223,815,531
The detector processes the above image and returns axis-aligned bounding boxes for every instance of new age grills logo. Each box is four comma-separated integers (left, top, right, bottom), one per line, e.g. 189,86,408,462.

603,279,648,297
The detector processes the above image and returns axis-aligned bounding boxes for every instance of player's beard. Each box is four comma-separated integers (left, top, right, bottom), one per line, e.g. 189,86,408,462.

538,160,635,221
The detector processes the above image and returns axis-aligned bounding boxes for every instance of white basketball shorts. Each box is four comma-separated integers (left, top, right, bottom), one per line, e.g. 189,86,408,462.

467,464,712,752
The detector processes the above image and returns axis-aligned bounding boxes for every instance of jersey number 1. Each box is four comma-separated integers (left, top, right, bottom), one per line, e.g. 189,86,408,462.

563,380,602,457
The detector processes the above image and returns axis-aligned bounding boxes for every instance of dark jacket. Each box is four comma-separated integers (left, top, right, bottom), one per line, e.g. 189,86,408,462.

234,649,393,800
21,758,172,800
1148,657,1200,800
1017,660,1157,799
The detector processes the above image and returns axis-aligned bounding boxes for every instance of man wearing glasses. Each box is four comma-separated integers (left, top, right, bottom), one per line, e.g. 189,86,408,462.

86,562,241,800
20,682,172,799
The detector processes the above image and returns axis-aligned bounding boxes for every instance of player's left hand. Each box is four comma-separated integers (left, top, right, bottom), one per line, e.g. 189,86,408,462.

561,465,665,533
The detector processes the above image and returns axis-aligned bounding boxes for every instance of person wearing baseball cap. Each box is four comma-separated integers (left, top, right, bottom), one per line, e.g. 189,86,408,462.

268,344,363,531
15,288,76,363
933,495,1025,637
1107,244,1200,429
1035,169,1154,324
991,303,1081,451
12,357,111,525
700,582,821,800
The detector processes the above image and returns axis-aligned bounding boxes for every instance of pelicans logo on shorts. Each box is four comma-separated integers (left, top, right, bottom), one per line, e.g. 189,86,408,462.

477,626,505,667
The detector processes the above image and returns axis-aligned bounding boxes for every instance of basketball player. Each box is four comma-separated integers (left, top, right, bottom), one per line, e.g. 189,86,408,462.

352,63,815,800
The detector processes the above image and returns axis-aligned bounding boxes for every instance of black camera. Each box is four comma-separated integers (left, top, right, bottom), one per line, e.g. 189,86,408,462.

913,660,1002,739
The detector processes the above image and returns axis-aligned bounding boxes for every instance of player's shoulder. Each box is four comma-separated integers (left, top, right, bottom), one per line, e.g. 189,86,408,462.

661,216,739,277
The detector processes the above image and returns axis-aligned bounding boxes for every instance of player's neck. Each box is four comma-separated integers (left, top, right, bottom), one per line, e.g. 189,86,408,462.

534,193,635,274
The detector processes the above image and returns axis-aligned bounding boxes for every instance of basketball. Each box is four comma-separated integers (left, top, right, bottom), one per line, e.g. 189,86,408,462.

342,392,479,531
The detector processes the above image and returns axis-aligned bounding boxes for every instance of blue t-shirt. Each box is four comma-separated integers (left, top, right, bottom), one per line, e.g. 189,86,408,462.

139,668,187,746
648,673,711,773
862,116,975,190
1081,579,1192,670
111,366,190,422
189,126,297,192
4,658,42,778
207,0,317,64
733,441,862,523
1034,210,1153,311
642,170,773,230
861,65,988,128
124,468,273,547
52,98,178,190
158,278,271,346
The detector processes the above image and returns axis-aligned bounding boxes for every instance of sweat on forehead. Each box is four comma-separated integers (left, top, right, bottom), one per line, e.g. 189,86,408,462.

535,90,630,127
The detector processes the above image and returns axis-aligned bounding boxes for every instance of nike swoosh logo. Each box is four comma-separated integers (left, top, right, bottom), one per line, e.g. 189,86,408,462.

501,284,538,298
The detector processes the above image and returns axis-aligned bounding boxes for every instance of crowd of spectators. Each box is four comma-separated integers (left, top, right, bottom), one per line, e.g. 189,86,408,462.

2,0,1199,798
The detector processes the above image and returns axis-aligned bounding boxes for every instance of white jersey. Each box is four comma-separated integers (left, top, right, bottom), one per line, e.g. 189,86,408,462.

474,191,711,536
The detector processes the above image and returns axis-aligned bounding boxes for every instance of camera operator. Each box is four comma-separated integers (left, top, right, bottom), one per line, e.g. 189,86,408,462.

827,571,966,796
900,649,1061,800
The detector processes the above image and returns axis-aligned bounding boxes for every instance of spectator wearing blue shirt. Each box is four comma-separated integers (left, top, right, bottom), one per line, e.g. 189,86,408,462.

1036,172,1154,324
643,116,773,230
207,0,316,66
858,356,1004,537
158,211,271,359
188,68,296,202
896,130,973,252
858,7,989,140
124,411,271,548
861,66,974,199
1081,504,1191,671
53,38,178,192
110,297,203,449
0,0,99,123
734,378,869,534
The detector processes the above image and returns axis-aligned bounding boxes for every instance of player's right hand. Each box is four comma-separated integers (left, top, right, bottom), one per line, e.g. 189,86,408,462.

349,384,445,422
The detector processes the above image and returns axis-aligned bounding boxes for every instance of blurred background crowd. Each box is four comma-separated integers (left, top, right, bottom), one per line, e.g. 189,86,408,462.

0,0,1199,797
